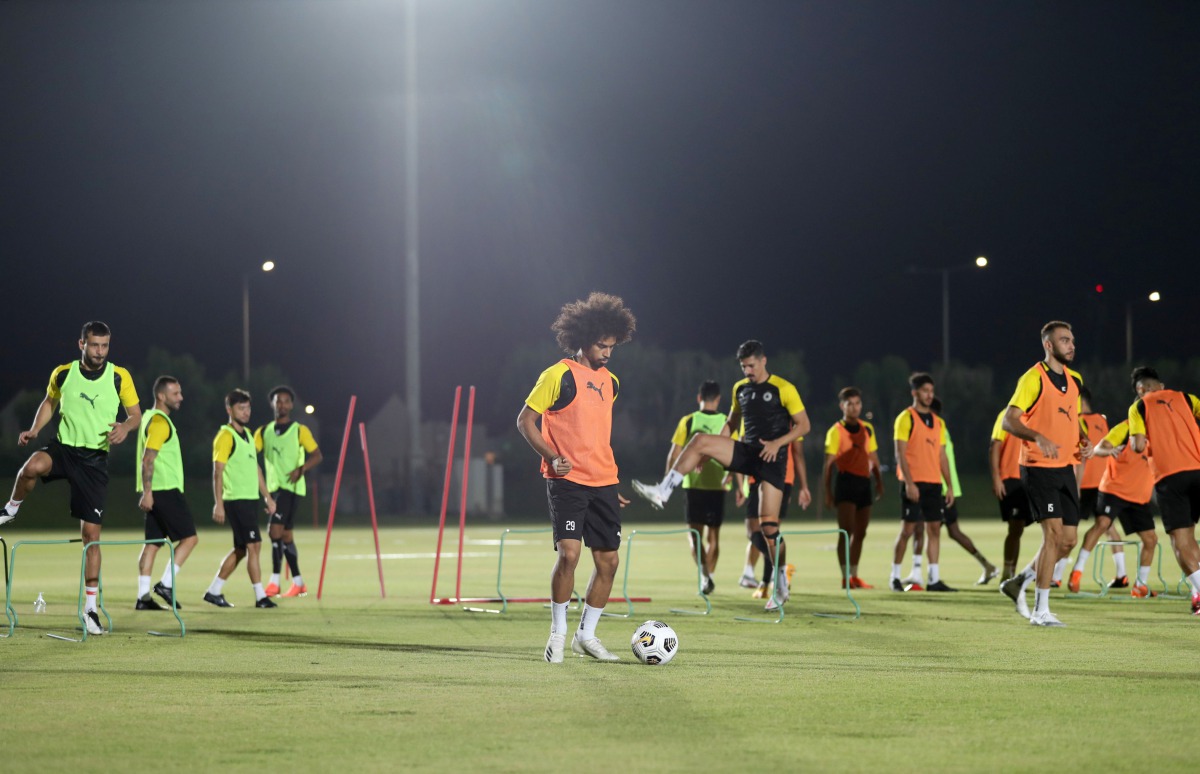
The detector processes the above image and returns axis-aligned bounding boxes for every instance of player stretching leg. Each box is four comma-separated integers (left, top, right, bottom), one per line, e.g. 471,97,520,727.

634,340,810,612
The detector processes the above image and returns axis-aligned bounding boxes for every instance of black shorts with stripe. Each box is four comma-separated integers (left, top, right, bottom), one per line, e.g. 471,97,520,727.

899,482,943,523
1099,492,1155,535
1154,469,1200,533
269,490,301,530
225,499,263,548
684,488,725,528
728,440,788,492
998,478,1033,525
144,489,197,542
1021,465,1081,526
833,471,872,509
546,479,622,550
40,440,109,525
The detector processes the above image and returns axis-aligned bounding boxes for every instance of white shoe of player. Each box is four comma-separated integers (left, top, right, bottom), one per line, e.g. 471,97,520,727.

544,633,565,663
84,610,106,635
571,634,620,661
1029,610,1066,627
631,481,666,510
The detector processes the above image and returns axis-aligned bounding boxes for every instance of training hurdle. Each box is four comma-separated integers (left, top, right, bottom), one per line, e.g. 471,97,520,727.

4,538,184,641
1065,540,1174,600
735,528,861,624
430,386,649,610
0,537,11,635
609,528,710,619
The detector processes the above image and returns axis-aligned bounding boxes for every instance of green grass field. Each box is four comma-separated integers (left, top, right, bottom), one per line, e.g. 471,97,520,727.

1,518,1196,772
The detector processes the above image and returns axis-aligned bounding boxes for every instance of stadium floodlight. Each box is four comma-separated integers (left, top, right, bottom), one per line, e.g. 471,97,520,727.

907,256,989,368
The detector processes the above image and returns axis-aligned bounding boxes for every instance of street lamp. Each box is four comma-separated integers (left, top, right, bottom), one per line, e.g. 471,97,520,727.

1125,291,1161,366
908,257,989,367
243,260,276,384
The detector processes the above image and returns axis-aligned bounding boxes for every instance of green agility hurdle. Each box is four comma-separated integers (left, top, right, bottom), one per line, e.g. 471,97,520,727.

1065,540,1177,600
610,528,711,619
5,538,184,641
735,528,861,624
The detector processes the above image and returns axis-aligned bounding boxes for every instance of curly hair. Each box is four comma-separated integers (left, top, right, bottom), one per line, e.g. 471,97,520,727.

551,292,636,354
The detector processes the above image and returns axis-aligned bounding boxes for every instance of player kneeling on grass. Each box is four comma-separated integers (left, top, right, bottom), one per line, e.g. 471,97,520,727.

517,293,636,663
135,376,197,611
204,389,278,609
634,339,810,613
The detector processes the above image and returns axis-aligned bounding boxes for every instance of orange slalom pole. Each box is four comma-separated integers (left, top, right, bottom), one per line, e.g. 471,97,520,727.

359,422,386,598
429,386,462,603
454,386,476,602
317,395,356,600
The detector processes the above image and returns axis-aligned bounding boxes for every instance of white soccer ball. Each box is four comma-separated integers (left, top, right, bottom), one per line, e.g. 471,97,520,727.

630,620,679,665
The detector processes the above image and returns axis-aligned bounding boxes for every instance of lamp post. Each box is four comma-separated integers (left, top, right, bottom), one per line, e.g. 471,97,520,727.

908,256,988,368
243,260,276,384
1125,290,1161,366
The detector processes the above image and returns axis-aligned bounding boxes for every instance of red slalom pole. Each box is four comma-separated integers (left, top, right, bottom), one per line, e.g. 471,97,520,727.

359,422,386,598
317,395,356,600
429,387,462,603
454,386,476,602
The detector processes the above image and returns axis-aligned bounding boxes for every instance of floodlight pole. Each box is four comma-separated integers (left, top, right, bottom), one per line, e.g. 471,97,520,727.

404,0,423,510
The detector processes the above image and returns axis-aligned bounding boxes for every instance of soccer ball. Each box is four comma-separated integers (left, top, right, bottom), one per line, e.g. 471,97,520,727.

630,620,679,665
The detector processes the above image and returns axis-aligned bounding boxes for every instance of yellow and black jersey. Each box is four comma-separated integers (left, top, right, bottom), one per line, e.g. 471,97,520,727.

47,361,139,407
731,374,804,444
213,425,254,464
144,413,172,451
526,359,620,487
893,408,949,444
1129,390,1200,480
253,422,318,453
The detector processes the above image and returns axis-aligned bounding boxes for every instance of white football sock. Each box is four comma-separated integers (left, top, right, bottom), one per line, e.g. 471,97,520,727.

208,577,226,596
160,563,181,587
550,601,568,634
577,603,603,640
4,498,22,515
1052,558,1067,583
137,575,152,598
253,583,266,601
84,586,98,613
891,564,902,580
1073,549,1090,572
743,562,755,578
929,564,940,583
1187,570,1200,596
1034,587,1050,614
1113,551,1128,577
1138,565,1151,585
269,573,281,587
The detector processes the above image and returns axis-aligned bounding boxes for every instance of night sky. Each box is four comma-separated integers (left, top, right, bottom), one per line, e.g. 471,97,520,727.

3,1,1197,430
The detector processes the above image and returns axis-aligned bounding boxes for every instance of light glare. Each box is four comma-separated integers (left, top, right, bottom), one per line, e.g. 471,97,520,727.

1148,291,1161,302
262,260,275,272
305,404,315,414
975,256,988,267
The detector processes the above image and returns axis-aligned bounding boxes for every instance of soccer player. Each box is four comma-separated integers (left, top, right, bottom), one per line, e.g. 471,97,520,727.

989,408,1034,581
666,380,728,595
889,373,955,592
931,398,999,585
517,293,636,663
1066,388,1127,592
997,321,1090,627
204,389,278,609
1082,415,1158,597
135,376,198,611
256,385,323,599
737,437,809,600
1125,366,1200,614
634,340,811,612
0,321,141,635
822,387,883,589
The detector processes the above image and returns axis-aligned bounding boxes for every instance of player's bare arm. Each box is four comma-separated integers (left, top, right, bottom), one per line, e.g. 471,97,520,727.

212,461,227,524
1002,405,1058,459
517,404,571,476
939,446,955,507
759,410,810,462
988,440,1006,499
139,447,158,512
106,402,142,446
18,395,58,446
290,446,324,484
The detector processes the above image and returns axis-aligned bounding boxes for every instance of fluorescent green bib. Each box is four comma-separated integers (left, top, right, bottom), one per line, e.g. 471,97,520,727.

219,425,259,501
57,362,121,451
684,410,729,490
261,421,307,495
137,409,184,493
